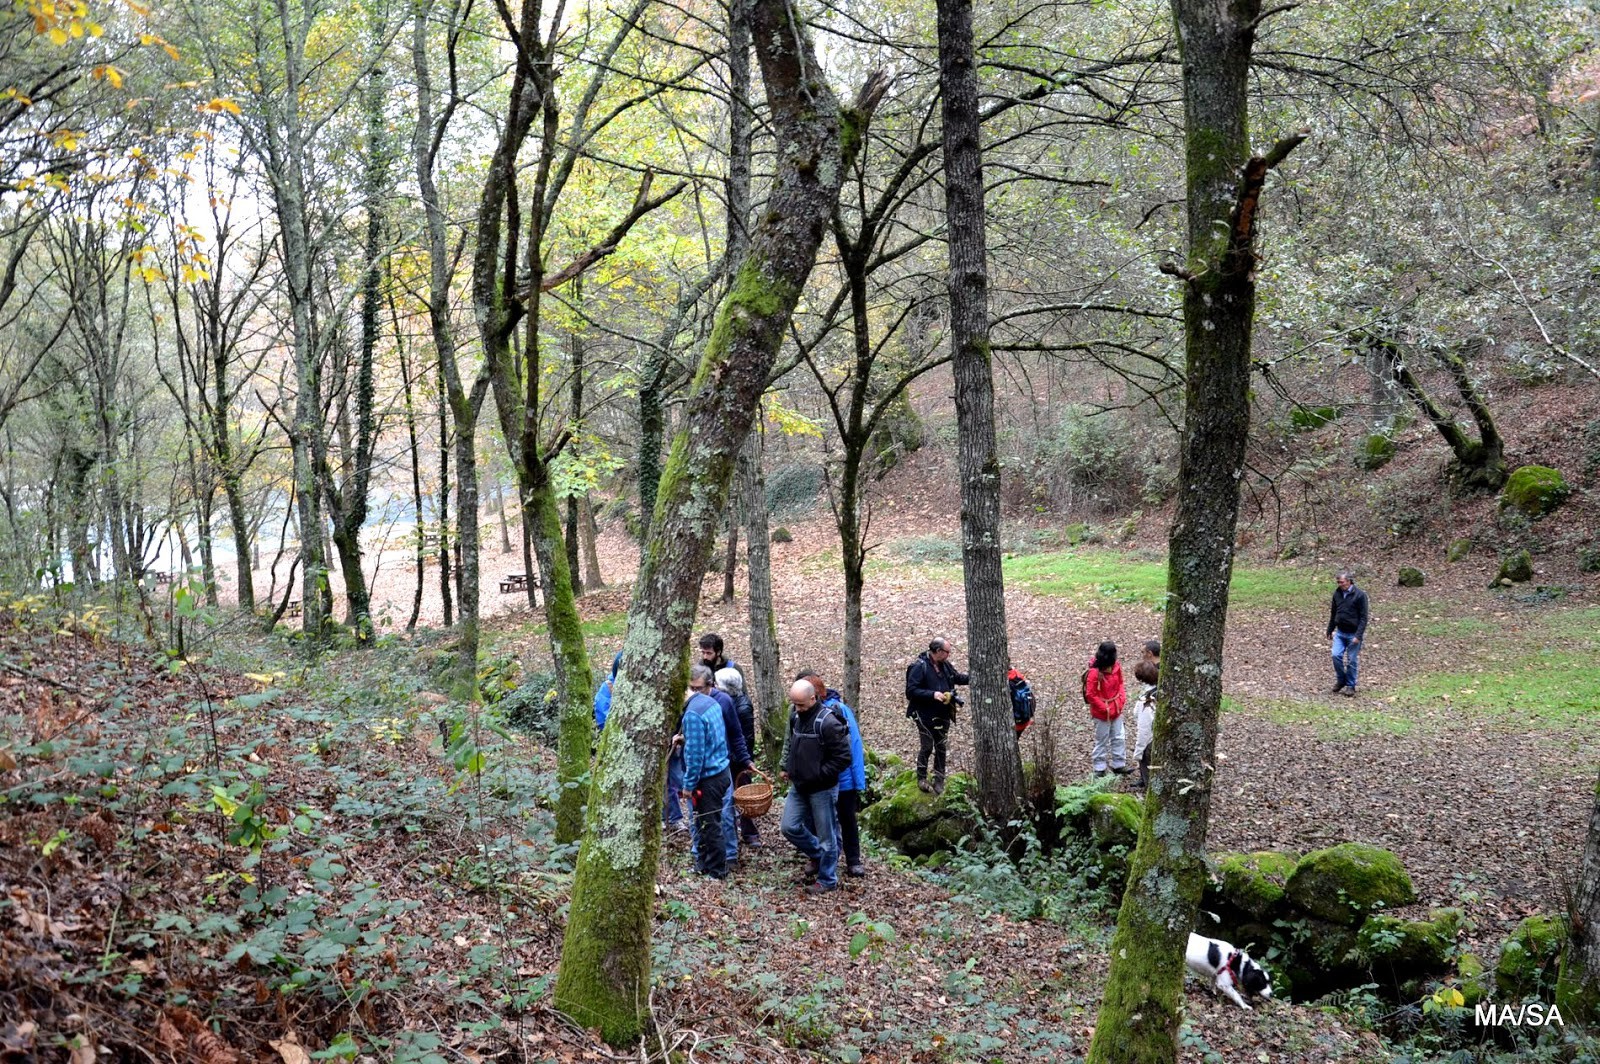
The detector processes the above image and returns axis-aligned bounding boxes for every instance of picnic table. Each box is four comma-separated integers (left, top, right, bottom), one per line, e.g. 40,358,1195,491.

285,599,302,618
499,573,528,594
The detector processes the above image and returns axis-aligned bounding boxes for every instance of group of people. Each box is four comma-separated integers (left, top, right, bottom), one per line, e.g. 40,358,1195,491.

593,634,868,894
585,571,1370,892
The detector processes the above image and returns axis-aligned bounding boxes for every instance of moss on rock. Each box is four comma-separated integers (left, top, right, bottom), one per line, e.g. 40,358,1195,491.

1291,405,1341,431
1210,851,1300,920
1492,549,1534,586
1356,433,1396,470
1446,537,1473,563
1397,566,1425,588
1456,951,1491,1008
1358,908,1462,973
1500,465,1571,518
860,771,977,858
1495,914,1566,999
1285,843,1417,926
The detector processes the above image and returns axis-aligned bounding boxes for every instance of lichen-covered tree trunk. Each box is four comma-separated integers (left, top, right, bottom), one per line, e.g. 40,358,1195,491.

837,444,867,711
739,427,785,769
936,0,1022,824
1557,770,1600,1025
524,460,595,844
554,7,880,1040
580,492,603,588
1086,3,1302,1062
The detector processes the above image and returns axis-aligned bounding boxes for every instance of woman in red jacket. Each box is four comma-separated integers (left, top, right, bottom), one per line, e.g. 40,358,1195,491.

1086,641,1129,776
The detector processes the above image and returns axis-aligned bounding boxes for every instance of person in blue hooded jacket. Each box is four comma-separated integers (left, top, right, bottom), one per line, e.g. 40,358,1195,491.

797,670,867,877
592,651,623,729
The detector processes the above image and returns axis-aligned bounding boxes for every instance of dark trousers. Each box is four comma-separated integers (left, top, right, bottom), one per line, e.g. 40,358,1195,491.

837,787,861,867
1137,746,1151,790
690,769,731,878
914,708,951,781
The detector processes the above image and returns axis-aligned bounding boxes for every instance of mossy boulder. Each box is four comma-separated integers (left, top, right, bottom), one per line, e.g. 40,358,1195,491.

1064,522,1089,546
861,749,903,807
1291,405,1341,431
1456,951,1491,1008
1210,851,1300,921
860,771,977,858
1446,537,1473,563
1085,792,1142,887
1358,908,1462,974
1492,549,1534,586
1278,917,1365,999
1285,843,1417,926
1357,434,1397,471
770,526,793,544
1397,566,1426,588
1495,914,1566,999
1500,465,1572,518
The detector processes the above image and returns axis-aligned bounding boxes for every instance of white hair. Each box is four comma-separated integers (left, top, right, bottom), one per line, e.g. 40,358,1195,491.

715,667,744,696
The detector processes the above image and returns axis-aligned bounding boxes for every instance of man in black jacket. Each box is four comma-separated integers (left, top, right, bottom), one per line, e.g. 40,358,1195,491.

779,679,852,893
905,637,969,794
1327,571,1369,697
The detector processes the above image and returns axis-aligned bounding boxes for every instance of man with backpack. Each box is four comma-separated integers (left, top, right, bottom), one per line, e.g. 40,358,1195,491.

905,637,969,794
779,678,853,894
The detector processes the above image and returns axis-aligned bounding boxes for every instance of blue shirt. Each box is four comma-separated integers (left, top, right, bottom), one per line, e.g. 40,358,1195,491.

822,690,867,792
593,680,613,729
680,692,730,787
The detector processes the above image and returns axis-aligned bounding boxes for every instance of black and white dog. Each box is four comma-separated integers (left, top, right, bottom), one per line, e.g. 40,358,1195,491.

1186,933,1274,1010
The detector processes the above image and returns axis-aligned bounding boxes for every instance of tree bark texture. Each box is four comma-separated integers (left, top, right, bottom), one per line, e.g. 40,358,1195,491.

580,492,603,588
738,426,785,769
414,0,486,692
1087,3,1301,1061
936,0,1022,824
1558,771,1600,1025
1382,338,1507,492
553,6,878,1040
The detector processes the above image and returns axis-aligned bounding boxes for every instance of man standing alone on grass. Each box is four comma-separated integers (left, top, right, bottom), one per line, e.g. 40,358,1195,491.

1328,570,1369,698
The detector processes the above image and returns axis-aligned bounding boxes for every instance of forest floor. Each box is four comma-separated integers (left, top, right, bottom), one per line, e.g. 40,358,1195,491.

3,504,1598,1062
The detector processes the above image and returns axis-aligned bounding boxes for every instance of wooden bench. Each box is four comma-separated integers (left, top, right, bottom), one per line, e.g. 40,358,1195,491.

499,573,528,594
285,599,302,618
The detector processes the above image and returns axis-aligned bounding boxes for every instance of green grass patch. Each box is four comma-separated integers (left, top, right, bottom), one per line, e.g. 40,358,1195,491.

1391,650,1600,726
1248,697,1422,740
1001,548,1324,612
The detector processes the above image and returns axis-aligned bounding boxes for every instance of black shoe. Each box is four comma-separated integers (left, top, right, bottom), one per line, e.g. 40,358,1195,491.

845,863,866,877
917,778,934,794
1111,765,1132,775
1340,687,1356,698
1329,683,1346,695
931,777,946,795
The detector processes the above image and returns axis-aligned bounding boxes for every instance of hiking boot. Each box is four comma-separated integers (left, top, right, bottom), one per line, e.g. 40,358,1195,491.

932,776,946,795
917,777,934,794
1329,683,1346,695
1111,765,1132,775
846,863,866,877
1340,687,1357,698
805,880,838,895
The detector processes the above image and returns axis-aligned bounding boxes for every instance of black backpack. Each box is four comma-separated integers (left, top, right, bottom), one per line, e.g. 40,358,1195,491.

1008,670,1036,729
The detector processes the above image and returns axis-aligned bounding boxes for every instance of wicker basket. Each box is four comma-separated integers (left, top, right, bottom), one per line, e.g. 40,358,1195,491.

732,775,774,817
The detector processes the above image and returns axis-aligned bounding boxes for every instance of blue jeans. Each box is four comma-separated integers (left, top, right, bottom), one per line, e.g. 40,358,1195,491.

663,748,685,825
1332,630,1362,690
780,784,840,887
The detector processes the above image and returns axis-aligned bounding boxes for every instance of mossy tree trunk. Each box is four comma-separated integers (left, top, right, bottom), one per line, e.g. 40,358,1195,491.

936,0,1022,825
739,426,785,769
1378,336,1507,492
1086,3,1303,1062
553,12,885,1041
1558,769,1600,1026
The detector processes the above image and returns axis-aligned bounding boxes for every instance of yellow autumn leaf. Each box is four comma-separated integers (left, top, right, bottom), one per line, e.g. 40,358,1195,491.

86,20,101,35
162,43,179,60
47,27,68,44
